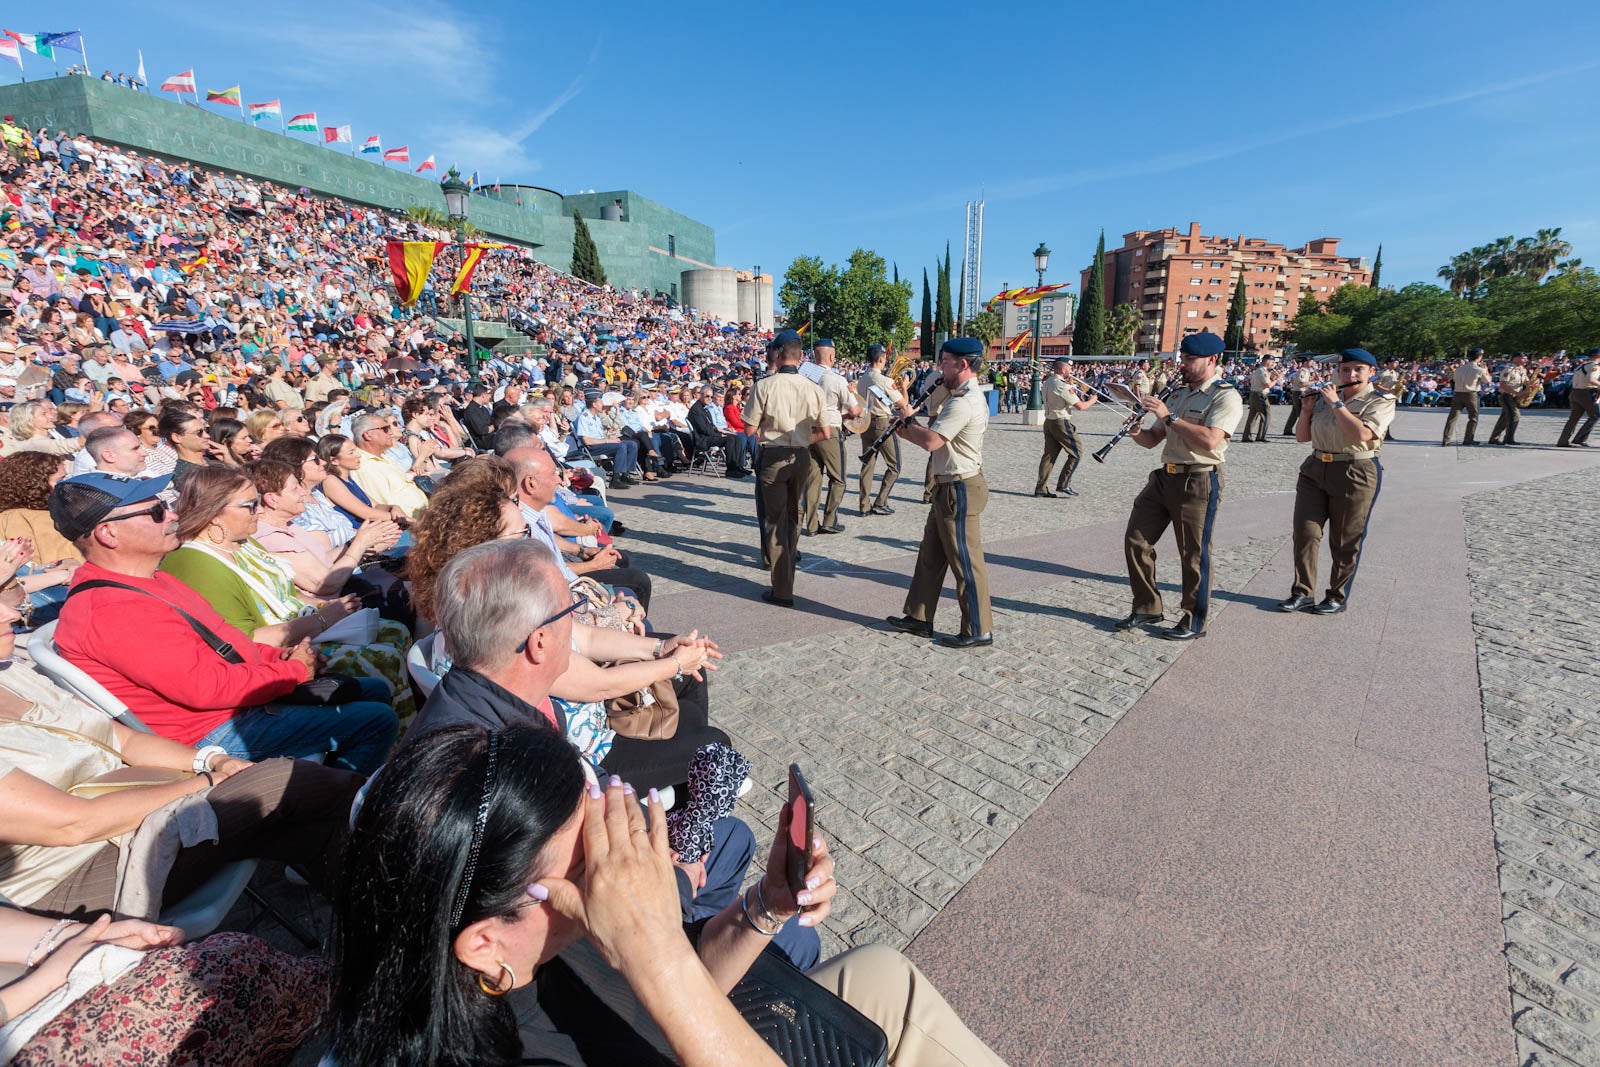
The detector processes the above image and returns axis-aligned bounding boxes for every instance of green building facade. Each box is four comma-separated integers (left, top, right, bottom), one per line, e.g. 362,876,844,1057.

0,77,715,295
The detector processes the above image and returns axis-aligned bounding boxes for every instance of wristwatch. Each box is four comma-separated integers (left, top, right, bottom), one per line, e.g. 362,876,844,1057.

1332,400,1347,409
1163,413,1176,426
192,745,227,773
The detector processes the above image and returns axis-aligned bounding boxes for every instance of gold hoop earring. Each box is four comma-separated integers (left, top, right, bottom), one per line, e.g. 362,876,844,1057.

477,960,516,996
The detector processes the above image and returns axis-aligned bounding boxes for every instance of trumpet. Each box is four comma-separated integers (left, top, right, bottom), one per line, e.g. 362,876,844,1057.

845,353,913,434
1092,379,1182,464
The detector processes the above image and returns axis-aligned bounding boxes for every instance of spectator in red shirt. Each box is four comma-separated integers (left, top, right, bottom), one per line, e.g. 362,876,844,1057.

48,472,396,775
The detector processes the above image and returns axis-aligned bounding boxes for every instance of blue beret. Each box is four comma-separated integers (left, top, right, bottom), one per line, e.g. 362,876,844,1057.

771,329,801,347
813,338,835,349
1338,348,1376,367
866,344,887,356
940,337,984,358
1179,331,1225,357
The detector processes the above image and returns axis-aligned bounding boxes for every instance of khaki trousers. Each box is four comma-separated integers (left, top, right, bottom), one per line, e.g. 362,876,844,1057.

1441,391,1480,444
859,415,900,511
1243,392,1271,441
808,944,1010,1067
1034,418,1080,492
904,475,992,637
1125,467,1222,632
803,433,846,531
1291,456,1383,602
1280,395,1303,435
759,446,810,599
1558,388,1597,446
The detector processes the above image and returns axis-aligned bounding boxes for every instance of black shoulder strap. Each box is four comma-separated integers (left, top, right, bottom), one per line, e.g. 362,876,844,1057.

67,579,244,664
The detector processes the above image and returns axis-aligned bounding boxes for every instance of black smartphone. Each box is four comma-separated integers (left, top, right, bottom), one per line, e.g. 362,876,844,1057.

786,764,815,896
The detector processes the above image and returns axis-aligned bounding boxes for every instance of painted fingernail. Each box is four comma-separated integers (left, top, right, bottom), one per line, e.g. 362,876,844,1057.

526,883,549,902
797,891,813,905
588,783,603,799
813,836,824,848
807,875,822,890
622,781,636,795
799,915,816,927
648,787,660,805
608,775,623,789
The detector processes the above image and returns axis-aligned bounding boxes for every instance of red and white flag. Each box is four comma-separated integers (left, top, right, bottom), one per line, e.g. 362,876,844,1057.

415,154,436,173
360,135,382,155
383,145,409,162
323,125,352,144
161,69,196,93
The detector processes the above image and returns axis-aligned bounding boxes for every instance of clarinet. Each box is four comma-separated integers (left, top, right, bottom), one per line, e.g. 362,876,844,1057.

1093,379,1182,464
861,373,939,461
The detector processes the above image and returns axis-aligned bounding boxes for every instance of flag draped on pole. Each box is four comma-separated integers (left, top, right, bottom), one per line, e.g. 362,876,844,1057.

415,154,436,173
3,32,51,59
360,135,381,155
287,112,318,132
0,38,19,69
247,100,281,122
1006,328,1031,353
450,243,512,298
41,31,82,54
323,125,351,144
386,241,443,306
160,69,195,94
1011,283,1069,307
205,86,241,106
986,287,1028,309
180,251,209,276
383,145,409,162
137,49,146,87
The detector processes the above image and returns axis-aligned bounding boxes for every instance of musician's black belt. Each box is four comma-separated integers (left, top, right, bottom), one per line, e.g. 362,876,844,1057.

1160,463,1216,474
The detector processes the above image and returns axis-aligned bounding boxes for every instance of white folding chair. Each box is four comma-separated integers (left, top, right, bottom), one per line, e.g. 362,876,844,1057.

407,631,441,699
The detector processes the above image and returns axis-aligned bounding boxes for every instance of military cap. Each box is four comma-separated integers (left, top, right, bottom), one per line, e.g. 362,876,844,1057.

1179,331,1226,357
770,329,802,348
1338,348,1377,367
866,344,887,356
940,337,984,358
813,338,835,349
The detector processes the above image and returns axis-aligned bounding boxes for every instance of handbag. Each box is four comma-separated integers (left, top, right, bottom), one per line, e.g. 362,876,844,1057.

605,678,680,740
729,950,889,1067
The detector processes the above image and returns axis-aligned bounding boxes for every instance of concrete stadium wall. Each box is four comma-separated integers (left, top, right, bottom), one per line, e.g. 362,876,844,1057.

0,77,714,296
680,267,740,321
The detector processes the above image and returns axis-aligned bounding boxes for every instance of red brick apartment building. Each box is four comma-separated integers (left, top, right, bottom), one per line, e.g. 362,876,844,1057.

1082,222,1371,353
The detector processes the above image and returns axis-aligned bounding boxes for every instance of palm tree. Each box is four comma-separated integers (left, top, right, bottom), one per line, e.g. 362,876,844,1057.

1438,252,1483,297
1481,236,1518,281
1515,227,1573,281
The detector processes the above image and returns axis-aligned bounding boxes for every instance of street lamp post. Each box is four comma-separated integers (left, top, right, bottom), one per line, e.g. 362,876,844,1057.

807,298,816,341
440,167,479,391
1025,242,1050,425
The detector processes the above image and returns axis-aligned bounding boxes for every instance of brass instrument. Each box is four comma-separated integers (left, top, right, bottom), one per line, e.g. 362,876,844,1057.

845,353,911,434
1515,366,1542,407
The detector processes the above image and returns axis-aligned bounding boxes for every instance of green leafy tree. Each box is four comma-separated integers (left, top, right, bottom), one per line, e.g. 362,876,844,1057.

404,205,482,236
966,307,1002,346
570,212,606,285
778,255,834,333
1106,302,1141,356
1224,275,1248,351
935,245,954,339
776,251,913,358
1073,231,1106,355
1370,244,1382,290
920,269,934,358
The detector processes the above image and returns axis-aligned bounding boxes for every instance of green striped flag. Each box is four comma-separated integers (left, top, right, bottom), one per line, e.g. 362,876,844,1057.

287,112,318,132
2,31,51,58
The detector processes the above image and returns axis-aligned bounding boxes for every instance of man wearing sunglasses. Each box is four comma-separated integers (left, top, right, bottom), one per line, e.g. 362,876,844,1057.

48,473,398,775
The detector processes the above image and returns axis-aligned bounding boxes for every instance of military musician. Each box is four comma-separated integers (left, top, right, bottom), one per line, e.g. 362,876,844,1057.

1242,356,1279,442
1034,358,1096,497
856,344,900,516
1487,352,1531,446
1557,347,1599,447
800,339,859,536
744,329,826,607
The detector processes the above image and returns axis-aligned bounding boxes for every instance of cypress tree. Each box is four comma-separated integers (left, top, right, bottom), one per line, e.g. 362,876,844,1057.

1370,244,1383,289
935,244,954,338
1073,230,1106,355
1225,274,1248,351
570,211,606,285
919,269,934,358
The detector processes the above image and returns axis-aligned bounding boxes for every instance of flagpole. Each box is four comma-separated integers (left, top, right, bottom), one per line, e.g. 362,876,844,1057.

76,30,88,75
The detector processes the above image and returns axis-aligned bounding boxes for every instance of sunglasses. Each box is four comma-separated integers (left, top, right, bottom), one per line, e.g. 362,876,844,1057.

222,498,261,513
513,600,582,653
100,499,169,525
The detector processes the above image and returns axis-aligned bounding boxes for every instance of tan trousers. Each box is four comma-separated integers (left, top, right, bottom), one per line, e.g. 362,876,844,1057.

904,476,992,637
1034,418,1080,492
1441,391,1480,444
809,944,1010,1067
758,446,810,599
1558,388,1597,445
859,415,900,511
1125,467,1223,632
1243,392,1271,441
1291,456,1382,602
803,433,846,531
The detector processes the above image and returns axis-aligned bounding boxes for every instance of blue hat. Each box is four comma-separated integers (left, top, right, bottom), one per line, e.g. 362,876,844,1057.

940,337,984,358
1338,348,1377,367
48,473,173,542
866,344,887,356
1179,331,1225,357
770,329,802,348
813,338,835,349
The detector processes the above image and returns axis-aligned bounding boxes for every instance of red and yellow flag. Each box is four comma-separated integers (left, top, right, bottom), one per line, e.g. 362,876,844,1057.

449,242,512,298
180,251,208,275
1006,329,1032,353
987,287,1028,309
1012,283,1069,307
205,86,241,106
386,240,443,306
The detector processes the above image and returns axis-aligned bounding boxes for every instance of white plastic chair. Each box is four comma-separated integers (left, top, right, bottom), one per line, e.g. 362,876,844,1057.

406,631,440,698
26,620,148,730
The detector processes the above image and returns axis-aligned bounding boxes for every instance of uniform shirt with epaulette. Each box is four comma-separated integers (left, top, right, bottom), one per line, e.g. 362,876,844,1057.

1309,384,1394,456
815,368,853,430
1131,369,1152,396
744,367,824,447
856,368,897,417
1453,362,1491,392
1160,376,1245,466
926,381,987,478
1374,368,1402,396
1497,365,1529,394
1249,366,1274,393
1042,375,1079,420
1574,359,1600,390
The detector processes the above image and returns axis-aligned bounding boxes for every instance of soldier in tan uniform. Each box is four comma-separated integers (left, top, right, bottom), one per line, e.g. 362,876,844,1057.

1441,348,1492,446
1280,360,1316,436
1373,357,1404,442
1131,360,1152,397
800,339,859,535
1034,359,1097,497
744,329,826,606
1277,349,1395,616
1117,330,1245,642
855,344,900,515
1242,356,1280,442
886,338,993,649
1488,353,1531,446
1557,348,1599,447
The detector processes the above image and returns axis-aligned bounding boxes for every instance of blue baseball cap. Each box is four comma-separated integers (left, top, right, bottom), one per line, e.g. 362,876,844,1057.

48,473,173,541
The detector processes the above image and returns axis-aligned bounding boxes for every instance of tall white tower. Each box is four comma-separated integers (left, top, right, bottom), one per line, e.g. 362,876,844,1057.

961,200,984,325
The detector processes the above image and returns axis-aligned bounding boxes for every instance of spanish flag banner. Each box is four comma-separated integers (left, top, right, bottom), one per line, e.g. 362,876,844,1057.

1006,328,1032,353
180,251,208,275
386,240,443,306
449,242,512,299
1011,283,1069,307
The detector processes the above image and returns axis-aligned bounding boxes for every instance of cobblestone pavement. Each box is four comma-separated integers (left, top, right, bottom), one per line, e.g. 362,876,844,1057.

1465,466,1600,1067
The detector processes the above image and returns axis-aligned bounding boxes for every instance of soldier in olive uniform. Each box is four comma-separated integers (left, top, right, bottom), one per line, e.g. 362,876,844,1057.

1131,360,1152,397
1277,348,1395,616
1034,359,1097,497
887,338,994,649
1488,353,1531,446
1280,360,1316,435
1441,348,1492,446
1117,330,1245,642
1557,348,1599,447
744,329,827,606
801,338,859,535
856,344,900,515
1242,356,1280,442
1373,357,1403,441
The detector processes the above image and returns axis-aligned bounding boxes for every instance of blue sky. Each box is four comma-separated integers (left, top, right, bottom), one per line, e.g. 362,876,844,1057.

16,1,1600,299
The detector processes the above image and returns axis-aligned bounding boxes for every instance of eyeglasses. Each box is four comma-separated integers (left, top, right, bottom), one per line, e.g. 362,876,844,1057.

100,499,169,525
513,600,582,653
222,498,260,513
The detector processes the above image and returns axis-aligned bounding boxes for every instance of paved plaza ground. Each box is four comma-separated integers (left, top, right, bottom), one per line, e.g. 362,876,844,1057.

252,400,1599,1066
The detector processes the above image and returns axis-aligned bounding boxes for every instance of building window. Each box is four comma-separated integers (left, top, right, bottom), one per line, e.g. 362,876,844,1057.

1190,278,1201,285
1210,278,1223,285
1187,310,1198,318
667,235,676,257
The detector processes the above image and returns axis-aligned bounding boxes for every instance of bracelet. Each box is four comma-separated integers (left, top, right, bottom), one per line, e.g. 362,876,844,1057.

753,880,784,928
740,886,781,936
26,918,72,968
192,745,227,774
198,771,215,788
670,656,684,682
652,637,665,659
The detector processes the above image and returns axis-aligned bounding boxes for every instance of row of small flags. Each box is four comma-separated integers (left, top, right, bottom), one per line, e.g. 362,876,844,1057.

0,30,86,70
159,70,435,171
